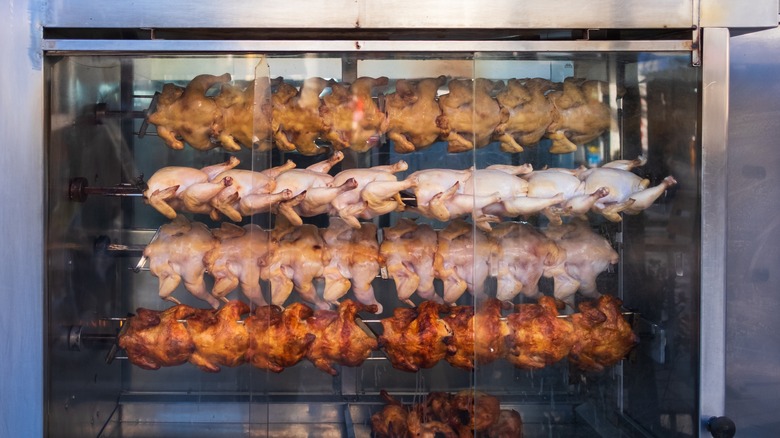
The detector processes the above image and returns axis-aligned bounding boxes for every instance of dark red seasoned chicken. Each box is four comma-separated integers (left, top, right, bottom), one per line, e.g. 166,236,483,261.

378,301,453,372
304,299,379,375
147,73,230,151
444,299,509,370
118,305,197,370
487,409,524,438
371,390,410,438
244,302,315,372
185,300,250,372
569,295,639,372
505,296,576,369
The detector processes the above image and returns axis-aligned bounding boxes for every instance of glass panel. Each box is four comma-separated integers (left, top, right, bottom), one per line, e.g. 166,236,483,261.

45,48,700,437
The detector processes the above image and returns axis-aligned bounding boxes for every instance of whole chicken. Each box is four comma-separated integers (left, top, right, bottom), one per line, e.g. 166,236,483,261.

437,78,507,152
203,223,277,306
488,221,570,302
546,78,612,154
272,151,358,226
380,219,440,305
147,73,230,151
434,220,497,303
330,160,417,228
118,305,197,370
578,166,677,221
522,168,608,225
143,156,240,220
487,410,524,438
261,221,330,309
569,295,639,372
371,391,410,438
245,303,315,372
406,411,458,438
272,77,330,155
494,77,558,152
443,299,509,370
505,296,576,369
321,77,389,152
407,168,472,221
143,216,220,308
320,218,383,312
213,76,279,151
186,300,250,372
208,160,297,221
378,301,453,372
385,76,446,153
544,219,618,303
305,299,379,375
451,390,501,433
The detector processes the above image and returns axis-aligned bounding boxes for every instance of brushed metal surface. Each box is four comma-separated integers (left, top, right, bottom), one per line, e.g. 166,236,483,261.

699,26,730,433
44,0,696,29
700,0,778,28
725,26,780,437
0,0,44,436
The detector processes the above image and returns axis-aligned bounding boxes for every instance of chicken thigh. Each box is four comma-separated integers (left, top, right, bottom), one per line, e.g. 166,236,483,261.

143,157,240,219
380,219,440,305
437,78,507,152
147,73,230,151
321,76,389,152
143,217,220,308
385,76,446,153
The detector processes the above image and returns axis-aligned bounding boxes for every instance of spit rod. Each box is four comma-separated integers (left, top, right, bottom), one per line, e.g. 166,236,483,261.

69,176,147,202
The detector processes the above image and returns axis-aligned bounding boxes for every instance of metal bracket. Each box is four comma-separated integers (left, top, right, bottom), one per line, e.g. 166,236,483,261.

692,27,702,67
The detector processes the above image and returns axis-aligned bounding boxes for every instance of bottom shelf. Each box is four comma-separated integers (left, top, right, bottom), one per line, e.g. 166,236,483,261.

97,399,630,437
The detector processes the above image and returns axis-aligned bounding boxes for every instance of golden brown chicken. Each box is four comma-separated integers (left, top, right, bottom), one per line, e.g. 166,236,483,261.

378,301,453,372
147,73,230,151
494,77,558,153
321,77,389,152
444,299,509,370
371,391,410,438
244,302,315,372
272,77,330,155
437,78,507,152
451,390,501,433
185,300,250,373
304,299,379,375
118,305,197,370
487,410,524,438
546,78,612,154
569,295,639,372
385,76,446,153
407,410,458,438
505,296,576,369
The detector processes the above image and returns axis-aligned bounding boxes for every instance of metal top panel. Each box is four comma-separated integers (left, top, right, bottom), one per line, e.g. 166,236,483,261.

44,0,697,29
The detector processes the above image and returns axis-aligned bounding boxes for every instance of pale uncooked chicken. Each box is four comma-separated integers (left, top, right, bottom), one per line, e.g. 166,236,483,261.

578,166,677,221
147,73,230,151
321,77,389,152
380,219,440,305
208,160,296,221
437,78,507,152
320,218,383,312
330,160,416,228
203,223,277,306
406,168,472,221
385,76,447,153
261,221,330,309
494,77,558,152
543,219,618,303
143,157,240,219
143,217,220,308
488,221,570,302
272,151,358,225
434,220,497,303
522,168,609,225
272,77,330,155
546,78,612,154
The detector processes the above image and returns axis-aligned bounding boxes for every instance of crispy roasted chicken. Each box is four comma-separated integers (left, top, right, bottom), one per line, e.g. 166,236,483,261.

378,301,453,372
186,300,250,372
118,305,197,370
244,302,315,372
569,295,639,372
443,299,509,370
505,296,576,369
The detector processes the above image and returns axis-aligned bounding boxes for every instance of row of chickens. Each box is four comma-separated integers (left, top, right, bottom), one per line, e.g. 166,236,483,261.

143,216,618,312
371,390,522,438
118,295,638,376
147,73,616,155
143,152,676,228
